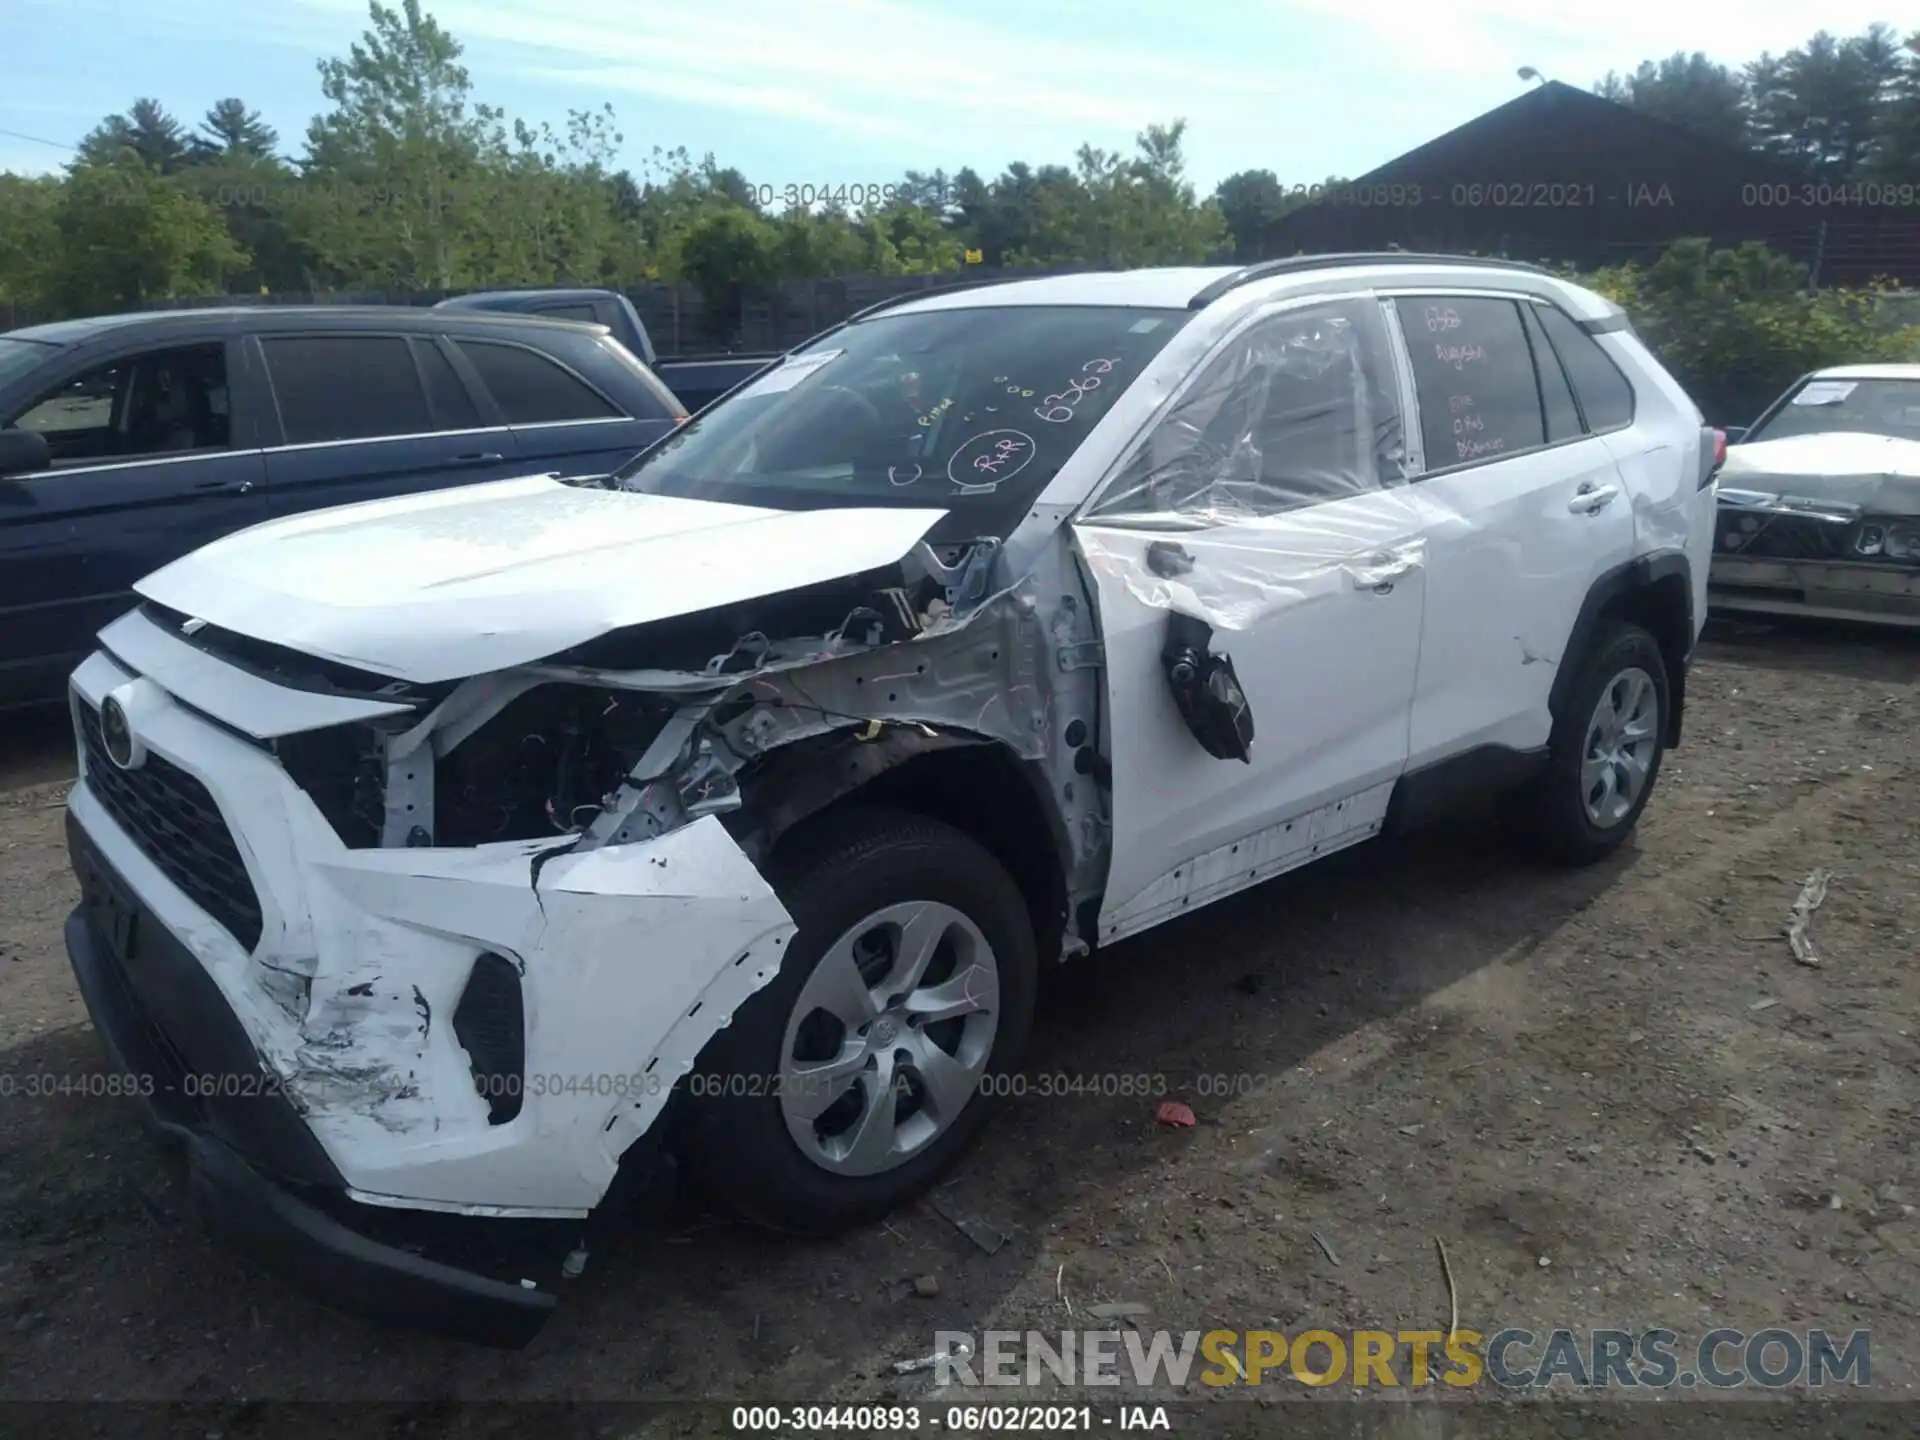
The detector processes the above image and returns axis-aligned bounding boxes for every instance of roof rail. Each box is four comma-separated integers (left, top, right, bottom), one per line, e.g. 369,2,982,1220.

847,274,1037,322
1188,252,1552,309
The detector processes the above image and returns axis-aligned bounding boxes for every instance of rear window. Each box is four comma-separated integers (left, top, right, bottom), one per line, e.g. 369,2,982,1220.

262,335,434,443
453,339,622,424
1534,304,1635,433
0,338,54,392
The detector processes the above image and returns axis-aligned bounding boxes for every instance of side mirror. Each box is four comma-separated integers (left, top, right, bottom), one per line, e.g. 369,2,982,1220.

1722,426,1748,444
0,427,52,477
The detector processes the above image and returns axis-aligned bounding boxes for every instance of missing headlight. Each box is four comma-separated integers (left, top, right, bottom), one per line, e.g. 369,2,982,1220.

434,683,679,846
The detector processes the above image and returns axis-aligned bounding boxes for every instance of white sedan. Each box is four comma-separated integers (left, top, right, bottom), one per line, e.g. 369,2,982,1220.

1712,363,1920,627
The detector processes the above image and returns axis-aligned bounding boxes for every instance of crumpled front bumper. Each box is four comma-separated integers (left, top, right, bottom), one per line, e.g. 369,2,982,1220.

1708,554,1920,626
64,836,562,1346
1710,491,1920,626
63,636,797,1338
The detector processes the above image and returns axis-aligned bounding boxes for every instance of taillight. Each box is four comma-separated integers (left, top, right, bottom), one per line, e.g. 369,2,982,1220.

1712,428,1727,469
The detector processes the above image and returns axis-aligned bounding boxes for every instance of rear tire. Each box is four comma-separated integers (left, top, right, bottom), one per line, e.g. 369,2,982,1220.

1504,622,1668,866
677,806,1038,1235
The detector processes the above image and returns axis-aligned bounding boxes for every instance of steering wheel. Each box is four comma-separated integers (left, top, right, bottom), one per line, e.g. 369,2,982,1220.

817,384,884,427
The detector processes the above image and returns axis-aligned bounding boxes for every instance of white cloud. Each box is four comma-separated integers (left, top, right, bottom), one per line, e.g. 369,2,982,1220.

1269,0,1907,82
293,0,1310,161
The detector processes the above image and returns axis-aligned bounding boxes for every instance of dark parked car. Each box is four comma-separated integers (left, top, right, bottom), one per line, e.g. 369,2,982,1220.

0,306,686,710
436,288,779,412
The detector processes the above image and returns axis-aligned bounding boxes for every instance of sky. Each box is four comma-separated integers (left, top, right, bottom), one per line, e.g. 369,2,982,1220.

0,0,1908,194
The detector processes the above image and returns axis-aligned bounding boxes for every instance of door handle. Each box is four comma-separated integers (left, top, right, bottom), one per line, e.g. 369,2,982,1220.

192,478,253,494
1350,548,1422,591
1568,482,1619,514
450,451,506,466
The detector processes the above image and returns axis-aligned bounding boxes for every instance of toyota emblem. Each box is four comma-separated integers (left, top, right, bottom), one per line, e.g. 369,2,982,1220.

100,695,139,770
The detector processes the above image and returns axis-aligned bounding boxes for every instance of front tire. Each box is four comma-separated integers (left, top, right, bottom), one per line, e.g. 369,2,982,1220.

678,806,1038,1234
1505,622,1669,866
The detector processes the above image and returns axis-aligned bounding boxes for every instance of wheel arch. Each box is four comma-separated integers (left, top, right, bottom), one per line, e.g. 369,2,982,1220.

722,726,1074,967
1551,553,1694,748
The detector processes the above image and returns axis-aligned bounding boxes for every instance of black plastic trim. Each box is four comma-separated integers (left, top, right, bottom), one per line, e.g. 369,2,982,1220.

1384,744,1549,836
1549,553,1693,748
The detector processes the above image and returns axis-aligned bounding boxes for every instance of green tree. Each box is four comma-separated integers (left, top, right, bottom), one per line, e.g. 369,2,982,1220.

1865,31,1920,180
1210,169,1350,262
191,99,281,162
76,98,192,173
863,200,961,274
49,164,249,312
1595,53,1750,145
670,203,782,342
1022,121,1226,268
1587,238,1920,422
295,0,507,290
464,106,629,286
0,174,62,312
1747,26,1908,178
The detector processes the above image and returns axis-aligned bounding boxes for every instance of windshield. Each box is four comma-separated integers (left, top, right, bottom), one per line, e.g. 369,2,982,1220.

0,338,56,396
614,305,1191,541
1748,377,1920,444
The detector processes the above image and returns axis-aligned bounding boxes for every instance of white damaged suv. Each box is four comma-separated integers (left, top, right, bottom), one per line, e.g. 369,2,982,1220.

61,255,1719,1344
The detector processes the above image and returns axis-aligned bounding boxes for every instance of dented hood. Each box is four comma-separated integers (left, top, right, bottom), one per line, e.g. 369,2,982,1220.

134,475,948,683
1721,432,1920,516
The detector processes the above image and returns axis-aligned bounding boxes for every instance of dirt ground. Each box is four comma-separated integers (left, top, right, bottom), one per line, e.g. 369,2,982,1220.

1,619,1917,1432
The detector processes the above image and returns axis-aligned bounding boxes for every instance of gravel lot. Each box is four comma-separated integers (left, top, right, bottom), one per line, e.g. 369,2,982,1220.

1,619,1916,1433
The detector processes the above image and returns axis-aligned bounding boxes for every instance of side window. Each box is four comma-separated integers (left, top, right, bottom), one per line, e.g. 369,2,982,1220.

1397,297,1546,472
262,336,434,444
1520,304,1582,443
8,344,229,464
1090,297,1406,520
535,304,600,323
412,339,481,430
453,339,621,424
1534,305,1635,433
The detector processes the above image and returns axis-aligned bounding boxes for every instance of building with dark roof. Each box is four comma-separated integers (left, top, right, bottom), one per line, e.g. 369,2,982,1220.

1261,81,1920,287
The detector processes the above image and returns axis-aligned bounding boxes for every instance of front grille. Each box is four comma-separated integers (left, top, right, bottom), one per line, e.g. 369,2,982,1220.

1717,509,1857,562
79,704,264,951
453,953,526,1125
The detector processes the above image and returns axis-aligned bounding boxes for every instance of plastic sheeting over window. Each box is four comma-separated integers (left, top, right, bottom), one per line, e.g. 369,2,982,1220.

1089,298,1409,523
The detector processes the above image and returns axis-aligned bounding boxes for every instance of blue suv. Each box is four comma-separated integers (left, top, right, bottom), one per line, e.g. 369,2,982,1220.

0,306,686,709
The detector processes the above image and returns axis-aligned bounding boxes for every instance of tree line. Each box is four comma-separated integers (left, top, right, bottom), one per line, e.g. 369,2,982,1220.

0,0,1916,328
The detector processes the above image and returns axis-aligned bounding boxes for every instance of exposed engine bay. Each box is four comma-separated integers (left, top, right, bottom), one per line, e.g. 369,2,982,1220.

433,683,682,847
250,532,1112,959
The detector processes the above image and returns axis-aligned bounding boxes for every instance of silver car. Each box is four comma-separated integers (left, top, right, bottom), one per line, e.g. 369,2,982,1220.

1712,364,1920,627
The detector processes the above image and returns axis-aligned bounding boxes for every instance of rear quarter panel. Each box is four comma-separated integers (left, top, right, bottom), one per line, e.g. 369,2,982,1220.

1599,329,1712,639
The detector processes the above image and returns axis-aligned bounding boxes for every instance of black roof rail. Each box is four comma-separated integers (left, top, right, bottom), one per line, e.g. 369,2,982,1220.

847,274,1040,322
1188,252,1553,309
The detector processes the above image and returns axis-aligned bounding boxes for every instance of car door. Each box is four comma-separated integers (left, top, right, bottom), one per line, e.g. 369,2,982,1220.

0,338,266,707
1383,293,1639,768
446,334,677,479
1071,295,1430,946
256,331,522,518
